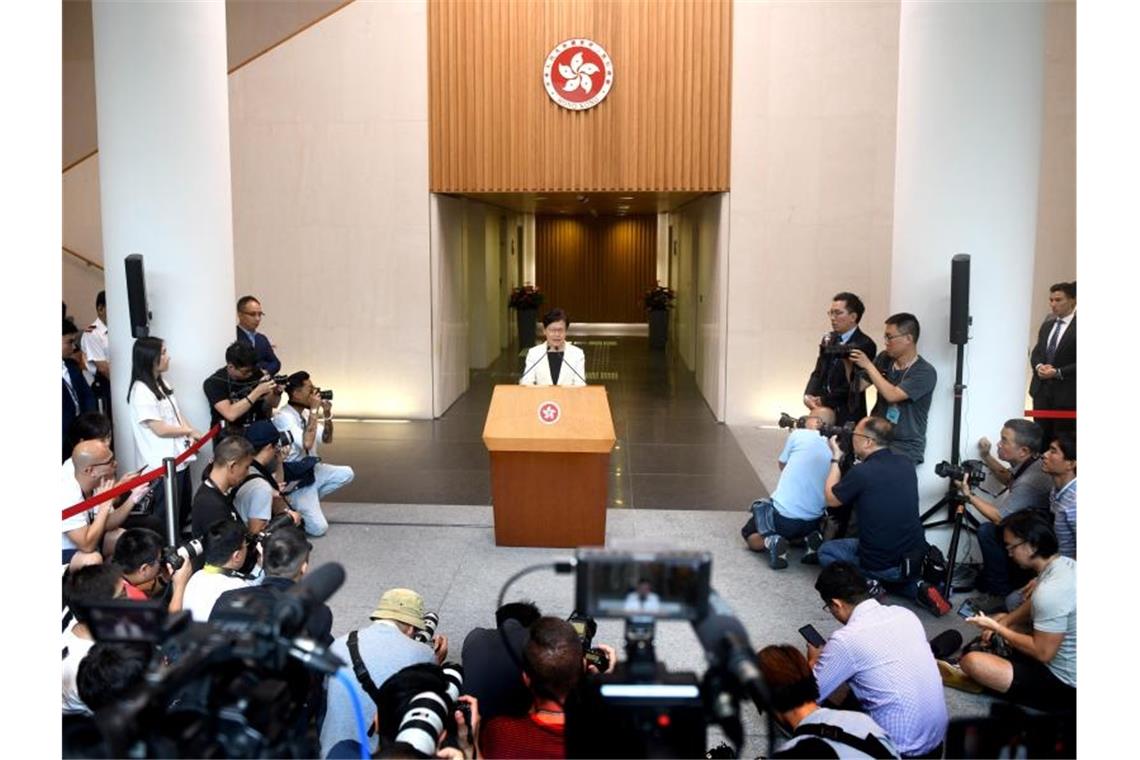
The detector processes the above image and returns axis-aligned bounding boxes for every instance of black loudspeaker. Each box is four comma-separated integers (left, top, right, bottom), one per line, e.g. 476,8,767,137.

124,254,151,338
949,253,970,345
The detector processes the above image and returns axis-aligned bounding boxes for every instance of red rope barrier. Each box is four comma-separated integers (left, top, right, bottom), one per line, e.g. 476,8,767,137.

1023,409,1077,420
62,424,222,522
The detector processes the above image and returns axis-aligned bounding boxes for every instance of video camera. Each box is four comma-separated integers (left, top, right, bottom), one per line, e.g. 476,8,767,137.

934,458,986,487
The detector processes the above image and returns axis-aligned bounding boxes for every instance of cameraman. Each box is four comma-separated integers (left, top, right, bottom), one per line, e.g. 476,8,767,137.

958,419,1053,606
181,518,260,622
202,341,280,428
234,421,301,535
741,408,834,568
803,292,878,426
275,371,355,537
190,434,255,536
461,602,542,721
110,527,194,613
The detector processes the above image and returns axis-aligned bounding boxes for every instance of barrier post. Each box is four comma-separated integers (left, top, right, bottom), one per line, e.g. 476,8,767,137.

163,457,178,545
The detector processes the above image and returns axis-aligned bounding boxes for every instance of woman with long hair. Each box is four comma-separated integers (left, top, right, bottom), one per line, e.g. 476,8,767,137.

127,337,202,534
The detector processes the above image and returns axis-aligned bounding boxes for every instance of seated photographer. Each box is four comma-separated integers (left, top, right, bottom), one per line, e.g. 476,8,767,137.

461,602,543,721
202,341,280,429
809,563,947,758
110,527,194,613
234,421,301,534
63,564,127,713
63,439,153,571
182,518,260,622
940,511,1076,713
959,419,1052,606
741,407,834,569
821,416,948,615
274,371,355,537
755,644,899,758
190,434,255,536
322,588,449,757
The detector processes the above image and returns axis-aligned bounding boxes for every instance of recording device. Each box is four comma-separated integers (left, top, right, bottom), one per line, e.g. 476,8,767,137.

272,374,289,385
934,458,986,487
87,600,178,644
797,623,826,648
575,548,711,621
161,536,205,572
278,429,294,447
819,335,853,358
778,412,807,430
254,512,298,544
319,389,334,401
957,599,980,619
568,611,611,672
413,611,440,645
777,412,854,446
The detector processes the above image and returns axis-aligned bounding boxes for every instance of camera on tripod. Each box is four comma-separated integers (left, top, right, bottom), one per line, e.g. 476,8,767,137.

934,458,986,487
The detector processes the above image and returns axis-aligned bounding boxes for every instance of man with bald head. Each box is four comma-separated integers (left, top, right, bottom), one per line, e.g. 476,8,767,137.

742,407,835,568
62,440,152,570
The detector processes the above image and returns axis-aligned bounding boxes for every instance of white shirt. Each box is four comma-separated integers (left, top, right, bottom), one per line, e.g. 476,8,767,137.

183,568,257,622
62,627,96,714
61,465,90,552
519,342,587,386
273,405,323,461
128,381,196,471
80,317,109,384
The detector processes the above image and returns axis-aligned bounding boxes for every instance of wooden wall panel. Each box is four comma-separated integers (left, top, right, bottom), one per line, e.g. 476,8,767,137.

536,215,657,323
429,0,732,193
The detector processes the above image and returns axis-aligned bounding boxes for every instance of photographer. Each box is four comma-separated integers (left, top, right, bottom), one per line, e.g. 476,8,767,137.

848,313,937,465
755,644,899,758
62,439,153,570
959,420,1053,606
741,408,834,569
202,341,280,428
110,527,194,613
803,293,878,426
821,416,949,615
809,563,947,758
322,588,449,757
234,421,301,535
461,602,542,721
190,434,255,536
275,371,355,537
63,564,126,713
181,518,259,622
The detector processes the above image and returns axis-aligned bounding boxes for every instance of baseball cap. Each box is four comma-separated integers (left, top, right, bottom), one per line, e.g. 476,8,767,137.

371,588,427,630
244,420,280,450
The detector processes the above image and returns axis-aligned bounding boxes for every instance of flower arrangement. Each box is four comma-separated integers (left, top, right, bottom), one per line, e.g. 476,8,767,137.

508,284,545,310
643,284,676,311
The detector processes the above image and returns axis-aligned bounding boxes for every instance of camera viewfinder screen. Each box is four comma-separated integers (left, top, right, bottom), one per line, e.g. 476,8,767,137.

576,550,711,620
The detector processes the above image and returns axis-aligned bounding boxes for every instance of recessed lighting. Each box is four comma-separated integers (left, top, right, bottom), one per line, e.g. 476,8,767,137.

535,196,547,201
619,196,634,200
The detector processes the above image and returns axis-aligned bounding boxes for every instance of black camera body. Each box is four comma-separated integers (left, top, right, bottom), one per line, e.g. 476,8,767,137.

318,389,333,401
778,412,807,430
161,537,204,572
568,611,611,672
820,342,853,358
272,374,289,385
935,458,986,487
819,421,855,440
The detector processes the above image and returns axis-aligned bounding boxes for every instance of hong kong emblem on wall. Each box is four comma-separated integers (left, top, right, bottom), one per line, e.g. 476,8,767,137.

543,38,614,111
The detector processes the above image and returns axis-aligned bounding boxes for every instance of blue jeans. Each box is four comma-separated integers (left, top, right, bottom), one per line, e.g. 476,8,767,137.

818,538,919,599
750,499,821,541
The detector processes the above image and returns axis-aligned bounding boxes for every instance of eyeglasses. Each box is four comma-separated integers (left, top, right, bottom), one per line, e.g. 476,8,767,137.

851,432,872,441
827,310,849,317
821,601,832,613
883,332,908,342
241,310,265,318
90,456,116,468
1005,540,1026,554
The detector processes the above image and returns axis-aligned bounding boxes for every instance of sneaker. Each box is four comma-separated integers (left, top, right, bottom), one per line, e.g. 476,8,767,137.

917,582,952,617
866,579,887,602
801,530,823,565
938,660,984,694
767,536,789,570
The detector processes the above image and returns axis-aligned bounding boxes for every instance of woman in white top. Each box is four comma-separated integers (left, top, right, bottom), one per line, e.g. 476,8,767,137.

127,337,202,534
519,308,587,386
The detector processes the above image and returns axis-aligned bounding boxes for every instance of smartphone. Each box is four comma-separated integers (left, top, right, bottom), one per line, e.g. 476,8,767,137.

798,624,826,648
957,600,980,619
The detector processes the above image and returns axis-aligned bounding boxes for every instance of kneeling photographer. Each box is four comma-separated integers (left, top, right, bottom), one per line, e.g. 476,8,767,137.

234,421,302,535
110,527,194,614
182,519,260,622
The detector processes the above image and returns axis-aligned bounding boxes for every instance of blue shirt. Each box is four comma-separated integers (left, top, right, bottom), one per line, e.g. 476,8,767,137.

772,429,832,521
1051,478,1076,558
831,449,926,571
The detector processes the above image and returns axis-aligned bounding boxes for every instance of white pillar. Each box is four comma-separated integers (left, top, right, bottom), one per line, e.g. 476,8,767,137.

890,2,1046,513
91,1,237,467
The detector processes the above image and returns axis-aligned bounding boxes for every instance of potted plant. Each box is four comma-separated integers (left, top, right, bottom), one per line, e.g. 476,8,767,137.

644,284,675,349
509,284,545,348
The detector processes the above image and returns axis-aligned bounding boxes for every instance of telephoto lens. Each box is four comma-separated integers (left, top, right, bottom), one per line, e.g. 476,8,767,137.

394,692,450,757
413,611,440,645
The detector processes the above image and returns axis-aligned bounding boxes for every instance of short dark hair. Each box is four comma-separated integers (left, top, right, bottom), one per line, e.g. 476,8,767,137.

1053,431,1076,462
860,416,894,446
225,340,258,369
375,663,459,750
213,434,254,467
111,528,163,573
236,295,260,312
1050,281,1076,299
1004,418,1043,454
76,642,151,711
885,312,921,342
63,316,79,336
1002,510,1059,559
542,308,570,329
69,411,112,446
755,645,820,713
65,565,123,625
496,601,542,628
832,292,865,322
95,290,106,310
285,371,311,396
262,526,312,578
524,617,584,702
204,519,247,565
814,562,870,607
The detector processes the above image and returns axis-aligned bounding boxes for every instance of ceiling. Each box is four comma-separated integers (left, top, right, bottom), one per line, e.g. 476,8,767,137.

452,191,713,217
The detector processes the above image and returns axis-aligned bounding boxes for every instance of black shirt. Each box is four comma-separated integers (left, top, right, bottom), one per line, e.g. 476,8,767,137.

202,367,269,428
831,448,926,572
191,478,242,536
547,352,564,385
211,576,333,646
461,620,531,720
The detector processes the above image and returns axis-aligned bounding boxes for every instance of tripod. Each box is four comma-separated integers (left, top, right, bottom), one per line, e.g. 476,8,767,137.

920,341,979,594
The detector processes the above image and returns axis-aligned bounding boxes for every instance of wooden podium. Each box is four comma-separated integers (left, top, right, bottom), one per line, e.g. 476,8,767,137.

482,385,616,547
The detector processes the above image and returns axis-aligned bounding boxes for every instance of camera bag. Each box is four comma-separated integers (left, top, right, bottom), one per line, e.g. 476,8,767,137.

283,456,320,489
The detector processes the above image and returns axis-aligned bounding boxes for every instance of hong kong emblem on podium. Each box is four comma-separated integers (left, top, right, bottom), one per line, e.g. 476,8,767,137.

543,38,614,111
538,401,562,425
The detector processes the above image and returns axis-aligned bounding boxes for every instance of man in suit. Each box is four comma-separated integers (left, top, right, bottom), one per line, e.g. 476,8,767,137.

236,295,282,375
804,292,877,426
1029,281,1076,442
520,308,587,386
63,317,97,461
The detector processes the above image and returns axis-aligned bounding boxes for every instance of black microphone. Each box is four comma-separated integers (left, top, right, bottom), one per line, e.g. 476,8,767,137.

519,348,551,385
276,562,345,634
693,593,772,709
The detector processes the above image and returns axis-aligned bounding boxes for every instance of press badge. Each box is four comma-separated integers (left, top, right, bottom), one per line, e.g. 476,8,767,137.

885,406,900,424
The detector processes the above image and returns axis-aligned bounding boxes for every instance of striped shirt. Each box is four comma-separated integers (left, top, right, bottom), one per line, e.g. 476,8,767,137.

1051,478,1077,558
813,600,947,756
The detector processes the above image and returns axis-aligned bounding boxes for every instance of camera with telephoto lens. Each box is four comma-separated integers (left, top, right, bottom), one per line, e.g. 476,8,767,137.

567,611,611,672
820,342,853,358
778,412,807,430
161,537,204,572
254,512,297,544
272,374,289,385
413,611,440,645
818,421,856,442
318,389,333,401
935,459,987,487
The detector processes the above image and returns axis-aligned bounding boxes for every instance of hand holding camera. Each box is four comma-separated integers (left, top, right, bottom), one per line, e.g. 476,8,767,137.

846,347,873,370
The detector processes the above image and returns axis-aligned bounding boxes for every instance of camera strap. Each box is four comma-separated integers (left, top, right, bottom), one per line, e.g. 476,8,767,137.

347,629,383,735
793,723,895,759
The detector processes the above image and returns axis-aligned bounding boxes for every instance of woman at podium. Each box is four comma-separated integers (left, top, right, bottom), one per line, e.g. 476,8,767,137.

519,308,587,386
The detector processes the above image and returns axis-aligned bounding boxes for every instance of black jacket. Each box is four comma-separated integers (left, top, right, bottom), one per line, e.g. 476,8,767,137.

804,327,878,426
1029,314,1076,411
